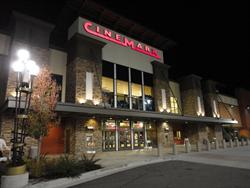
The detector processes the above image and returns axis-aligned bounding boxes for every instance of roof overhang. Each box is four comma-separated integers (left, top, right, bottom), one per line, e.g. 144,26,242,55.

1,98,238,125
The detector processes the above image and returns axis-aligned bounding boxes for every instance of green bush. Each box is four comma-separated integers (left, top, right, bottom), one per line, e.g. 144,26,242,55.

44,155,81,179
26,153,102,180
78,154,101,171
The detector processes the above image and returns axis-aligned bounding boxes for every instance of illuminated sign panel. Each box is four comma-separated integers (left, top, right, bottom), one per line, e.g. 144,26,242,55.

83,21,160,59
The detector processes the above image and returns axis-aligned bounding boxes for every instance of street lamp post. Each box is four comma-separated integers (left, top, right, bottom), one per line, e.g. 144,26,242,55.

10,49,39,170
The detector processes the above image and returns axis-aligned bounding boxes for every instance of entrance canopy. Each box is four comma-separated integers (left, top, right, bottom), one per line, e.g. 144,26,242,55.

2,98,238,125
55,102,237,125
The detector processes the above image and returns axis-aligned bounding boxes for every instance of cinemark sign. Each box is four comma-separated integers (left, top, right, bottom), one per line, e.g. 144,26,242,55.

83,21,160,59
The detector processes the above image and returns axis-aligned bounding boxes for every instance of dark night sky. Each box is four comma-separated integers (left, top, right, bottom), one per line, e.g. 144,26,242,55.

0,0,249,91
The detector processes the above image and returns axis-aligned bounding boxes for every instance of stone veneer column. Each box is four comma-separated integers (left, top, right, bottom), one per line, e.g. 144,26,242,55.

214,125,223,141
151,61,171,112
157,121,173,155
202,80,219,117
179,74,205,116
66,34,106,104
73,118,102,157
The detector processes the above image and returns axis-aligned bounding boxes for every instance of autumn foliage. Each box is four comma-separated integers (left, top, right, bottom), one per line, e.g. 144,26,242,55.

28,66,58,140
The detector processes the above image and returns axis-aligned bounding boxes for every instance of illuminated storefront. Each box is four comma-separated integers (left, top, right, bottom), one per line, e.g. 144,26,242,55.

0,3,240,157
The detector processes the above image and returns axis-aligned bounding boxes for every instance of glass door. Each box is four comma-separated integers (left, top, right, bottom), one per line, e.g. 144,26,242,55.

102,120,116,151
118,120,131,150
133,121,145,149
103,131,116,150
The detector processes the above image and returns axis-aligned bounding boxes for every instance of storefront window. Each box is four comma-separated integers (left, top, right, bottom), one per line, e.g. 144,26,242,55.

117,80,129,109
170,96,178,113
144,72,154,111
102,76,114,107
131,69,143,110
131,83,143,110
102,120,116,151
144,85,154,111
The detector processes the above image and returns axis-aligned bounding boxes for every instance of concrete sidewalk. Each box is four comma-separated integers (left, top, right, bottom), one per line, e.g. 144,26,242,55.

27,145,250,188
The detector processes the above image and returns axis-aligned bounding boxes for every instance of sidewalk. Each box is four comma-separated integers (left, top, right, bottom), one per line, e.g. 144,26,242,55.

27,145,250,188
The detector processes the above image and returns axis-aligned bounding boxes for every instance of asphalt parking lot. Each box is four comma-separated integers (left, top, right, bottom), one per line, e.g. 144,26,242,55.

71,160,250,188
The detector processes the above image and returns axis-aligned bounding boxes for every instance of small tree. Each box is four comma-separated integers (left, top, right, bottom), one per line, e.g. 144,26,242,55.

28,66,58,160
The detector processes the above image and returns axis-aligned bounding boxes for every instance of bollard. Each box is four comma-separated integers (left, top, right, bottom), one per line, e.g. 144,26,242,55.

236,139,239,147
229,139,233,148
214,139,219,150
184,138,191,153
172,143,177,155
157,143,164,157
207,140,211,151
222,139,227,149
196,142,201,152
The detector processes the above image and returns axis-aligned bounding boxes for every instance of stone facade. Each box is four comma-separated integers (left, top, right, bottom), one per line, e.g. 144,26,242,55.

157,121,174,148
74,118,102,157
66,34,105,105
151,62,171,112
66,57,102,104
202,80,218,117
218,103,242,126
236,88,250,130
179,75,205,116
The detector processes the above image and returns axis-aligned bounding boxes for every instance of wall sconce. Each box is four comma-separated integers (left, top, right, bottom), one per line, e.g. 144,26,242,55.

162,122,169,132
159,107,170,113
246,105,250,111
197,111,205,117
93,99,100,105
78,98,86,104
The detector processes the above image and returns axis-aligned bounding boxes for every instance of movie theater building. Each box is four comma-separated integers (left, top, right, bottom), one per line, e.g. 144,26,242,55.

0,8,239,157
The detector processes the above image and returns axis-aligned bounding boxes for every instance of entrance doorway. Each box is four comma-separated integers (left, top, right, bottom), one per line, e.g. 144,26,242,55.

41,125,64,154
132,121,145,149
118,120,131,150
102,120,116,151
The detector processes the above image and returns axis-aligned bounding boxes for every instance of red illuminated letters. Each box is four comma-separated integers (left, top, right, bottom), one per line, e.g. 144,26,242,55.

83,21,160,59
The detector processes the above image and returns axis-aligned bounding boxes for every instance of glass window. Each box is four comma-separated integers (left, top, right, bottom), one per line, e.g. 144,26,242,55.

144,86,153,96
117,80,129,109
102,77,113,92
51,74,63,102
131,69,142,84
144,72,153,86
170,97,178,114
102,61,114,78
144,85,154,111
132,83,143,110
116,64,128,81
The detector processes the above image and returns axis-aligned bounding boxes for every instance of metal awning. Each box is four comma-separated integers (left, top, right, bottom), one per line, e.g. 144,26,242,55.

1,98,238,125
55,102,237,125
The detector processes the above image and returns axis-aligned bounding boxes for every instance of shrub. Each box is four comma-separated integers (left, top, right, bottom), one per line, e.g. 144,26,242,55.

44,155,83,179
79,154,101,171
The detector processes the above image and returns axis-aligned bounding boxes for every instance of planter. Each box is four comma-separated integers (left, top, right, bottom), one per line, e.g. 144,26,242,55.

1,172,29,188
6,164,26,175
